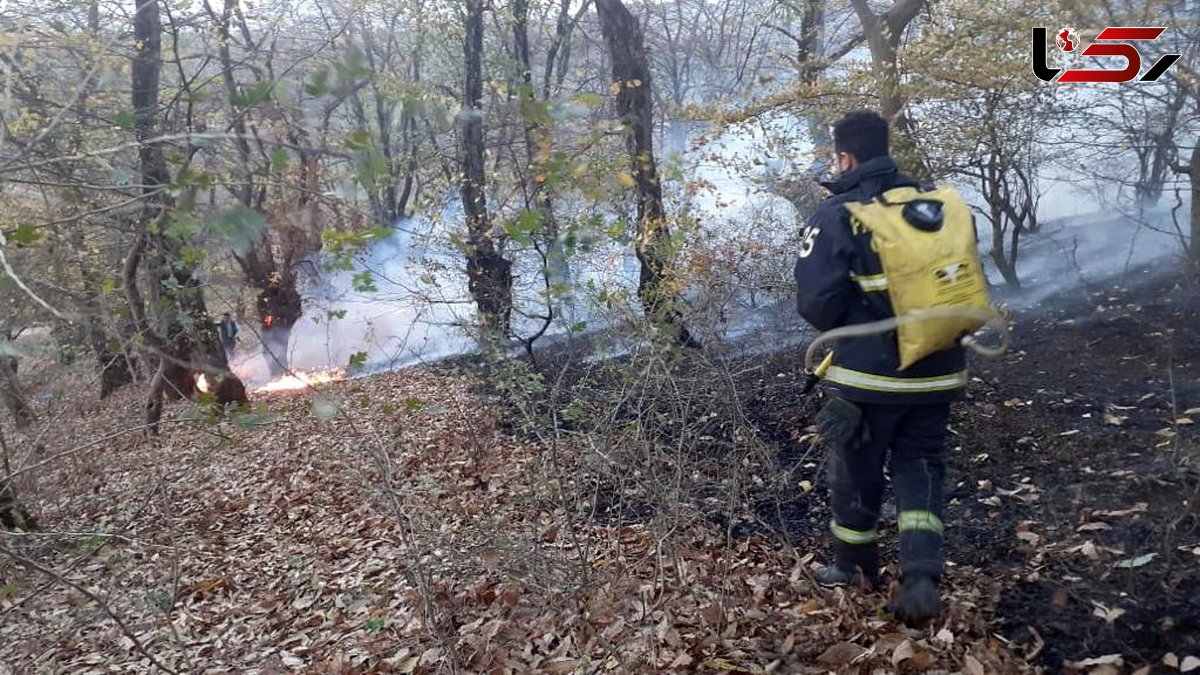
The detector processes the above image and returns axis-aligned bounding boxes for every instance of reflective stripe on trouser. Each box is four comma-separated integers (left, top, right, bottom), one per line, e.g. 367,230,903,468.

826,403,949,582
898,510,944,535
824,366,968,394
899,509,945,582
831,520,877,544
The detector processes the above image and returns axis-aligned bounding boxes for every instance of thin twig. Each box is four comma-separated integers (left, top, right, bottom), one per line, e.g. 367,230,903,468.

3,420,206,484
0,530,196,554
0,543,179,674
0,233,72,322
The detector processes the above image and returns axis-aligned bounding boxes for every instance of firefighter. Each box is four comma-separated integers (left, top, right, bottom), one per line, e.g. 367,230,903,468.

217,312,239,357
794,111,965,626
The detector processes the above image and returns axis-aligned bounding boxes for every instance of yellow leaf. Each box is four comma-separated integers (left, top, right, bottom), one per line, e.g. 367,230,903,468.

616,172,637,188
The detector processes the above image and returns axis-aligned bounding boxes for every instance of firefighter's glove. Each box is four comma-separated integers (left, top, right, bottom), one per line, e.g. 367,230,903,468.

811,397,863,452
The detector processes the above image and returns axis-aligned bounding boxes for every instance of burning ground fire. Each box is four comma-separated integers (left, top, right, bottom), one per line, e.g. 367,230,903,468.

253,368,348,393
195,368,348,396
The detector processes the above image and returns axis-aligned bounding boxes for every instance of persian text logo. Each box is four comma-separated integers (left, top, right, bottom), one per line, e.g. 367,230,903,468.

1032,26,1181,83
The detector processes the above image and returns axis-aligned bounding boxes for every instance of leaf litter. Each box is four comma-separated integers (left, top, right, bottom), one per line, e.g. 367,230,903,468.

0,357,1179,673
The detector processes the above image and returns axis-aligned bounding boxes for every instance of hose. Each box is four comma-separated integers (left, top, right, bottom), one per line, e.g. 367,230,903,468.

803,305,1011,372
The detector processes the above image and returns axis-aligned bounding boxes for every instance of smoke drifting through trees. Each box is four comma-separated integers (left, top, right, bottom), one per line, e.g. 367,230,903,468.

0,0,1193,392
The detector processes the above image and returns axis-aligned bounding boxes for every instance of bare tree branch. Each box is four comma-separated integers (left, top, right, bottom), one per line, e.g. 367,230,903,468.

0,543,179,674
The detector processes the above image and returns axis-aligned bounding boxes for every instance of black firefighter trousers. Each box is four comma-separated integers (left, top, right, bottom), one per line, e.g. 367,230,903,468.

825,402,949,583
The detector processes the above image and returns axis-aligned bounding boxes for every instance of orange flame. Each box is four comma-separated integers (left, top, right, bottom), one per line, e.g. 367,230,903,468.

254,368,347,393
195,373,212,393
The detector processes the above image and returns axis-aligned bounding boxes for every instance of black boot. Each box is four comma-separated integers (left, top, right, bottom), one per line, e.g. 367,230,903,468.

888,576,940,626
813,564,879,588
816,540,879,588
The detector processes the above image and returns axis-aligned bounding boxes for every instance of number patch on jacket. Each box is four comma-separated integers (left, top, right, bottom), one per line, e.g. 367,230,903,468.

799,226,821,258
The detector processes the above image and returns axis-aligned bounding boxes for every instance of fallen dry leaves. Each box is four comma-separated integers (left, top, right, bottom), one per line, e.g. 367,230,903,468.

0,367,1040,673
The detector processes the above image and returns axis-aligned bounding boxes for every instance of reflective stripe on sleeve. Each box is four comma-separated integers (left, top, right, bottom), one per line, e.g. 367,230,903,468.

850,273,889,291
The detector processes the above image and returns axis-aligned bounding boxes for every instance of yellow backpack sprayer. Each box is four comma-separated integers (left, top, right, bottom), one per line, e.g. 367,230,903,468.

802,185,1011,392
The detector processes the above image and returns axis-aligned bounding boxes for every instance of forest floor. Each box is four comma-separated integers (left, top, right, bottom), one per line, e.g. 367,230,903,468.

0,267,1197,674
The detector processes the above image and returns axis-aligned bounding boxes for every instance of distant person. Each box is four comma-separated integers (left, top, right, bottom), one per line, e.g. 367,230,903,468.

794,110,969,626
216,312,239,357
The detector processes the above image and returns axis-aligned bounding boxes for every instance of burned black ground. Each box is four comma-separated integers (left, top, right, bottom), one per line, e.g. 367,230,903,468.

740,267,1200,669
497,265,1199,670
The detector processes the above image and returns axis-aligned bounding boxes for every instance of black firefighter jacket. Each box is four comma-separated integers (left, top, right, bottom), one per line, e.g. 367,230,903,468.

793,155,967,405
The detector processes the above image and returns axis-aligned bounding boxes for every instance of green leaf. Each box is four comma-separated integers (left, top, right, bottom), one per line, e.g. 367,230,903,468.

503,210,542,246
364,617,385,633
347,351,368,372
1114,552,1157,569
7,223,41,246
114,112,137,130
335,47,370,81
561,403,586,422
569,321,587,333
351,270,377,294
327,309,347,320
177,405,211,422
271,149,291,171
0,340,24,358
571,92,604,108
232,410,278,428
605,219,629,242
356,150,389,190
211,204,267,255
403,396,426,412
164,212,199,240
180,247,207,267
518,95,553,126
306,69,331,97
345,130,371,152
231,81,273,108
172,167,212,191
50,20,68,34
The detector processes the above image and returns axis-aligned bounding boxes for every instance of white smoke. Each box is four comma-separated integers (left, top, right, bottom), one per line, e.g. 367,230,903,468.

986,201,1192,308
230,112,1191,384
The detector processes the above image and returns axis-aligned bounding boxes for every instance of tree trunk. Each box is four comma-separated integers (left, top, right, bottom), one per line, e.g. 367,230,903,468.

93,333,137,399
0,357,34,429
514,0,570,317
988,203,1021,289
1190,145,1200,266
131,0,246,432
0,479,36,531
81,282,138,398
595,0,698,348
461,0,513,338
848,0,928,177
795,0,826,86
